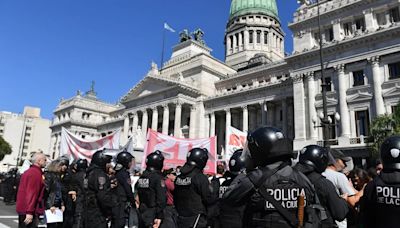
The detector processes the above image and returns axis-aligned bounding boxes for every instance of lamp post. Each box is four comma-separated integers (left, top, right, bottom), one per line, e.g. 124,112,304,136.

298,0,333,148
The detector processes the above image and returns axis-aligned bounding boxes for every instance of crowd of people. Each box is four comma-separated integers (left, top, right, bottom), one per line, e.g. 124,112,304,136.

8,126,400,228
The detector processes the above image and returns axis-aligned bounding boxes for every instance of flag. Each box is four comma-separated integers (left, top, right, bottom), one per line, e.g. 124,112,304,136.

142,129,217,174
164,22,176,33
225,126,247,160
60,127,121,162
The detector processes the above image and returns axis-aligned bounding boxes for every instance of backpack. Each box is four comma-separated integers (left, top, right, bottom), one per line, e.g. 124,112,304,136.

250,165,328,228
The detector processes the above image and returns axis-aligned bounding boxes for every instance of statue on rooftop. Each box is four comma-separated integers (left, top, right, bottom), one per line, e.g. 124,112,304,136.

192,28,205,45
179,29,191,42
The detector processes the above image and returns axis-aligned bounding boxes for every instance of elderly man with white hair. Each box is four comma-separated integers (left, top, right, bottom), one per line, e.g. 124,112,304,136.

16,151,47,228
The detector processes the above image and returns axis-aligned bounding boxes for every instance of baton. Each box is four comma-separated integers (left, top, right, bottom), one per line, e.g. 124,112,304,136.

193,214,201,228
297,193,305,228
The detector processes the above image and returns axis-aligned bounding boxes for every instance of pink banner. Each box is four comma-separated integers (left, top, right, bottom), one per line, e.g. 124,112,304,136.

142,129,217,174
60,127,121,162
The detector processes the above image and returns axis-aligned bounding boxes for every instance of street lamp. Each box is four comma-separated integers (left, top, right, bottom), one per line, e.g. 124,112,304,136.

298,0,332,148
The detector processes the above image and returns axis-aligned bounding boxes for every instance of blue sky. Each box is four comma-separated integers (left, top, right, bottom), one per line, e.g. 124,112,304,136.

0,0,299,119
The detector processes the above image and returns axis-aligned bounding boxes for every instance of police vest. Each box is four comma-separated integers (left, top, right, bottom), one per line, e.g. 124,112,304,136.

174,171,205,217
375,176,400,207
136,171,158,208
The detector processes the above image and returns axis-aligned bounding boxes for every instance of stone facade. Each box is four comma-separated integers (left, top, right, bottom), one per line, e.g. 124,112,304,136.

50,0,400,163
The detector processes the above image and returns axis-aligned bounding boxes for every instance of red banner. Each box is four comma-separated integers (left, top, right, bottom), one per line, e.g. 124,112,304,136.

142,129,217,174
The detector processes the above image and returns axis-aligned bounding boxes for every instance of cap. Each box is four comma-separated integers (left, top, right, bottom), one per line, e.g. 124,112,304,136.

330,149,351,162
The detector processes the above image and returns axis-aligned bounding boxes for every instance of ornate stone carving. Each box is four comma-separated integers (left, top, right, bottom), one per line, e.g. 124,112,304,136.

334,64,345,72
179,29,191,42
291,74,304,83
305,72,315,81
368,56,380,66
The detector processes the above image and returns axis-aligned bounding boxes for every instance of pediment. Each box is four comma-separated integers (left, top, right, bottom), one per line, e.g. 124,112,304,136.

347,91,373,103
315,97,337,108
120,76,200,103
383,84,400,98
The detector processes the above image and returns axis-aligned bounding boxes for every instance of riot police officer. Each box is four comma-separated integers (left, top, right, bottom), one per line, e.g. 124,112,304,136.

294,145,349,227
71,159,88,228
136,150,167,228
112,151,135,228
219,149,246,228
174,148,213,228
223,126,316,228
361,136,400,228
86,149,118,228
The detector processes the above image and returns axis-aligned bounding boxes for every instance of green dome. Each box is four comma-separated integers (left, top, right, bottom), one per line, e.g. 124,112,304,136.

229,0,279,20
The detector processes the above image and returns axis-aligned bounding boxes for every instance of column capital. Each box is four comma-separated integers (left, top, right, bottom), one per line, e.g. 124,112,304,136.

174,100,183,107
151,106,158,111
368,56,380,66
141,109,148,114
224,108,231,113
190,105,196,111
305,72,315,81
162,103,169,109
334,64,345,72
241,105,248,110
291,74,304,83
123,113,129,118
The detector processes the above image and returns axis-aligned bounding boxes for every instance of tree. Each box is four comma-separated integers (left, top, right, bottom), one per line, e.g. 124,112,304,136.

370,106,400,159
0,135,12,161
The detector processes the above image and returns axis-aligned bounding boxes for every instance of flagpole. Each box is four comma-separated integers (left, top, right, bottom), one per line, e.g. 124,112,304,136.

161,24,166,69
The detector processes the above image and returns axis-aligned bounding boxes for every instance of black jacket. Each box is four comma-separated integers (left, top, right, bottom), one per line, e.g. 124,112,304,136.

44,171,64,209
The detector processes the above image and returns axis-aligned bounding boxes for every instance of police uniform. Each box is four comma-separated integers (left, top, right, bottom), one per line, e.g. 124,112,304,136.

70,159,88,228
136,169,167,228
113,167,136,227
361,136,400,228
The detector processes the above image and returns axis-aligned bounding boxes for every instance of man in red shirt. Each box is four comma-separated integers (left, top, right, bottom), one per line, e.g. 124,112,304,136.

16,152,47,228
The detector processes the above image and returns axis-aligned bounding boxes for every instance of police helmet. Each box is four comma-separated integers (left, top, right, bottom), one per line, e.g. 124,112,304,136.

59,156,70,167
187,148,209,170
298,145,329,173
229,149,246,175
246,126,293,167
75,159,88,171
116,151,135,169
380,136,400,171
146,150,164,171
91,149,113,170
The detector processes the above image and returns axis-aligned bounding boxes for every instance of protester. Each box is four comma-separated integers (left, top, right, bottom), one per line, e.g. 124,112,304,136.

16,151,47,228
44,160,65,228
375,159,383,175
163,168,178,228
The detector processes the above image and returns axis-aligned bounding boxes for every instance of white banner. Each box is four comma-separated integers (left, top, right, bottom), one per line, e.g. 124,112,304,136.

60,127,121,162
225,126,247,160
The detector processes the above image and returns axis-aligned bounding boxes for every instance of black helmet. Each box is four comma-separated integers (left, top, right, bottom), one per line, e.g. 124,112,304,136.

91,149,113,170
229,149,246,175
380,136,400,171
187,148,209,169
59,156,70,167
146,150,164,171
247,126,293,167
116,151,135,169
76,159,88,171
298,145,329,173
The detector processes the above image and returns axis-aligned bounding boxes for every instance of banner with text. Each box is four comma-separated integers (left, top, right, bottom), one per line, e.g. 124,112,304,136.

142,129,217,174
60,127,121,162
225,126,247,160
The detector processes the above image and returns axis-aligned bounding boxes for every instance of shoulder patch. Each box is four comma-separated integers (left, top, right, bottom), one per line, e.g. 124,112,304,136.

137,178,150,188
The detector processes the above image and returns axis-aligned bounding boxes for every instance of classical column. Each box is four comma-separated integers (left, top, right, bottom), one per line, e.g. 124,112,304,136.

151,106,158,131
232,34,237,50
132,112,139,134
225,108,231,149
260,31,265,48
123,114,129,143
363,9,374,32
293,74,307,140
174,102,182,138
204,113,210,138
370,56,386,116
238,32,243,50
282,99,288,135
189,106,196,138
226,35,231,55
260,101,267,125
141,110,148,137
244,30,249,50
350,110,357,138
336,64,351,137
306,72,318,139
267,103,275,126
242,105,248,132
162,104,169,135
210,112,216,137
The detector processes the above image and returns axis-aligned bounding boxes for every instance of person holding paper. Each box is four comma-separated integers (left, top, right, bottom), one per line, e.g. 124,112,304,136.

44,160,65,228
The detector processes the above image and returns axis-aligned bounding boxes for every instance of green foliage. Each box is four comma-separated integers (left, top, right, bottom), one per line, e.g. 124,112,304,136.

0,135,12,161
370,107,400,159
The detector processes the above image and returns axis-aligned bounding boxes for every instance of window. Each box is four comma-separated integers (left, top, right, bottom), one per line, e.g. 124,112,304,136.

356,110,370,136
25,133,31,137
314,32,320,45
377,12,387,26
392,105,400,114
264,31,268,44
388,62,400,79
324,27,334,42
81,135,86,139
325,77,332,92
256,31,261,43
355,18,366,32
235,33,239,46
229,36,233,48
249,31,254,43
101,133,106,137
241,31,244,45
353,70,365,86
26,126,32,131
328,114,337,139
390,7,400,23
343,22,353,36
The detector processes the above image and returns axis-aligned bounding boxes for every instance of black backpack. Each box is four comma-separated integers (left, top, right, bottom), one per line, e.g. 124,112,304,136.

250,165,328,228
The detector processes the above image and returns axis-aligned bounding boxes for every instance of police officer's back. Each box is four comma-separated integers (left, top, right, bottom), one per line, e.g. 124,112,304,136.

174,148,212,228
136,150,167,228
361,136,400,228
223,127,316,228
294,145,349,227
71,159,88,228
219,149,246,228
112,151,136,228
86,150,118,228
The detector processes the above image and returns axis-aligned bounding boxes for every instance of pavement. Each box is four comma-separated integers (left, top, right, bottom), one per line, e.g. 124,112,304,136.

0,199,18,228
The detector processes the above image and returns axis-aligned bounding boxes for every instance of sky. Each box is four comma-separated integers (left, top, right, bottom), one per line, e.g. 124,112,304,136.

0,0,299,119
